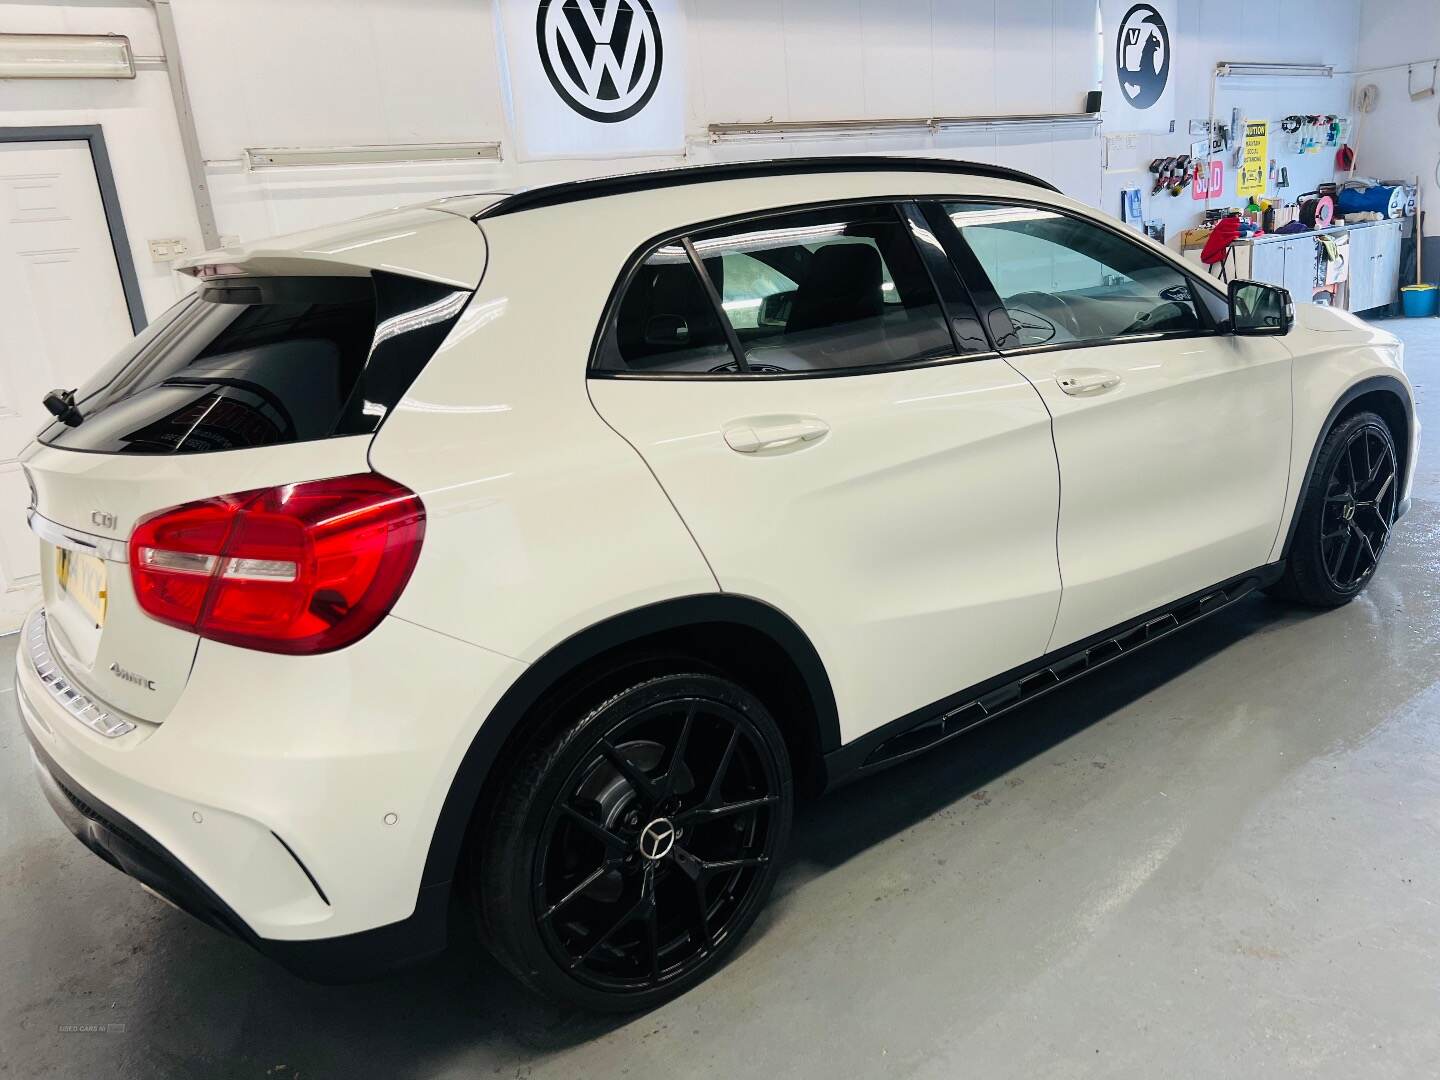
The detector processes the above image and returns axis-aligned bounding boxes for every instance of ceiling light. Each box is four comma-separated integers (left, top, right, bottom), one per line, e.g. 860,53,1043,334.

1216,62,1335,79
0,33,135,79
244,143,503,169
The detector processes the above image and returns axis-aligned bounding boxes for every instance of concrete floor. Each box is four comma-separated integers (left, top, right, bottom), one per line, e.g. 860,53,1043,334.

3,316,1438,1080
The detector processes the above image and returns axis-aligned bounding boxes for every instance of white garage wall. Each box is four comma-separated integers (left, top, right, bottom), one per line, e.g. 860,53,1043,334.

166,0,522,240
0,1,201,319
1354,0,1440,276
165,0,1107,240
687,0,1104,204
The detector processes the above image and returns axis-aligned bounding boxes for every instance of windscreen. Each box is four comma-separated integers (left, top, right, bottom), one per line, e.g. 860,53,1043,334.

38,271,469,454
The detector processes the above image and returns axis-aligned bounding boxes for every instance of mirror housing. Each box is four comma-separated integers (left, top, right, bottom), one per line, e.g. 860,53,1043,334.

1228,279,1295,336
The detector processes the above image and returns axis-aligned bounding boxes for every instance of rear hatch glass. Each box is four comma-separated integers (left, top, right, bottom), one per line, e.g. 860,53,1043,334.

38,271,470,454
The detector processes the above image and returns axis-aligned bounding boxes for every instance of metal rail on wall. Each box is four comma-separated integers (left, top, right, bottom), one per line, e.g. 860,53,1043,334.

706,110,1102,143
151,0,220,249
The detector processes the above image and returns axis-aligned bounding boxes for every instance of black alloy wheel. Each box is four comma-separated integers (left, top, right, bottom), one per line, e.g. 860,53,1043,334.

1273,410,1400,607
1318,420,1399,591
472,673,792,1011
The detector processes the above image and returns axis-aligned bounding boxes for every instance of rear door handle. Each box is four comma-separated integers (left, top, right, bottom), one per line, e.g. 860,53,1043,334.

724,417,830,453
1055,369,1122,397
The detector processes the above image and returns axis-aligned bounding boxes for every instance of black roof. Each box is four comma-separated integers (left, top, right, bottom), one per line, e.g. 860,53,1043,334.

473,155,1059,220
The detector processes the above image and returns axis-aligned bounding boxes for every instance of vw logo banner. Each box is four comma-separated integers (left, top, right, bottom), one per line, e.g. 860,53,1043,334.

1100,0,1177,134
497,0,685,160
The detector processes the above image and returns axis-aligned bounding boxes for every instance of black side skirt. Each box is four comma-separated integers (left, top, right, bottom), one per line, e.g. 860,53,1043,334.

821,563,1286,788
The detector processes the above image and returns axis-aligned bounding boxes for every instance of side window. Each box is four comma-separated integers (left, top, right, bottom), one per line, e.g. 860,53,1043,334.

942,203,1205,348
596,202,962,376
607,247,735,373
692,204,955,373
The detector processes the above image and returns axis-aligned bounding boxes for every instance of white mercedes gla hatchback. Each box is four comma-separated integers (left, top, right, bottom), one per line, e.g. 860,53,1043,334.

19,157,1416,1010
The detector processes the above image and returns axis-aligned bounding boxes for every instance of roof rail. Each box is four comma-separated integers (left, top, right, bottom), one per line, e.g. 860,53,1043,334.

473,156,1059,220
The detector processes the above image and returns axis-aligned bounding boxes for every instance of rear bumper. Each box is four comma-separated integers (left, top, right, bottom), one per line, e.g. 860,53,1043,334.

24,727,449,981
17,603,527,980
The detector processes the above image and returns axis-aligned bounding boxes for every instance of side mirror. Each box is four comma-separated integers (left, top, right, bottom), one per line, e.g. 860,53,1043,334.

643,314,690,346
758,290,795,328
1228,279,1294,336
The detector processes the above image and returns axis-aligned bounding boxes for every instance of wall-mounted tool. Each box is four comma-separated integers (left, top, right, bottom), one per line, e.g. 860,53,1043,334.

1409,62,1437,102
1149,157,1177,195
1169,155,1194,196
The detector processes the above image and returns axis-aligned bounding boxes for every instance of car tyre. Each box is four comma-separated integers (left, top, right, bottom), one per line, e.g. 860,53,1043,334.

1273,410,1400,608
469,672,793,1012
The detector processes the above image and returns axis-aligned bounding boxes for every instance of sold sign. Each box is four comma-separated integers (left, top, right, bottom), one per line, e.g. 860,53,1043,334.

1192,159,1224,201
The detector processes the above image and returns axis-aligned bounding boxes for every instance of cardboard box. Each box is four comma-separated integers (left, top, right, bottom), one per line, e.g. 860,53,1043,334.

1181,226,1214,250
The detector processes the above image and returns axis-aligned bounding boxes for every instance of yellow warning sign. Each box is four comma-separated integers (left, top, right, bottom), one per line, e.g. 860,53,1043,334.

1237,120,1269,198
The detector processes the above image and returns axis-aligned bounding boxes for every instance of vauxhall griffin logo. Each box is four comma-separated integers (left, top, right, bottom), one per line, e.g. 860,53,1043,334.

536,0,664,123
1115,3,1170,110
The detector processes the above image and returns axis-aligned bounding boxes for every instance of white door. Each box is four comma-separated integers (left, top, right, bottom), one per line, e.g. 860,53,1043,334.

1346,226,1378,312
0,140,135,622
588,201,1062,743
937,199,1293,652
1374,223,1402,309
1248,241,1286,290
1283,237,1319,303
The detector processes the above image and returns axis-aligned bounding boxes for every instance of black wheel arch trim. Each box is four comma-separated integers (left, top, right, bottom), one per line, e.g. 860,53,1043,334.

1281,374,1415,558
419,593,839,891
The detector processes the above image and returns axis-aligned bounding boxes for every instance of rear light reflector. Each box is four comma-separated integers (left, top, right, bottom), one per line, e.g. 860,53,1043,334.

129,473,425,655
140,548,219,575
222,557,298,581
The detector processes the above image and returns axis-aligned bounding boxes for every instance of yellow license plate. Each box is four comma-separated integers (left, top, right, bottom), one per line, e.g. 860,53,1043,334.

56,548,108,628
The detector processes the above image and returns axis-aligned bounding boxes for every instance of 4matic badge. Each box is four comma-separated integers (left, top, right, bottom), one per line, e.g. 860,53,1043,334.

536,0,664,123
1116,3,1170,110
109,661,157,691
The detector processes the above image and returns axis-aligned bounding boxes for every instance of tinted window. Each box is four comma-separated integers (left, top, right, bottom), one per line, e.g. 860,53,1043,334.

38,272,468,454
598,203,958,375
694,204,954,373
943,203,1204,348
610,247,734,372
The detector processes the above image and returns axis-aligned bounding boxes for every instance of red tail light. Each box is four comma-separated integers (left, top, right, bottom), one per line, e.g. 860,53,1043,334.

129,473,425,655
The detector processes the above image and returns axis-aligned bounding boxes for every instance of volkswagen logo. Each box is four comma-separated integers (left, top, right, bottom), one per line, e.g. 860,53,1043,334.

536,0,664,123
638,817,676,861
1115,3,1170,111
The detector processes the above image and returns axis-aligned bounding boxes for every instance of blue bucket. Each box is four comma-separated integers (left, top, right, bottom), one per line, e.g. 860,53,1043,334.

1402,284,1439,317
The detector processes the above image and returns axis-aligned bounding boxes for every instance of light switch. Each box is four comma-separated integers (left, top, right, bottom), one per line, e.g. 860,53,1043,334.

148,238,190,263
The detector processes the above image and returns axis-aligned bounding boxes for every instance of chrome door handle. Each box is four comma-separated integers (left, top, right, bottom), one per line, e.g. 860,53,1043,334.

1056,369,1122,397
724,418,830,453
